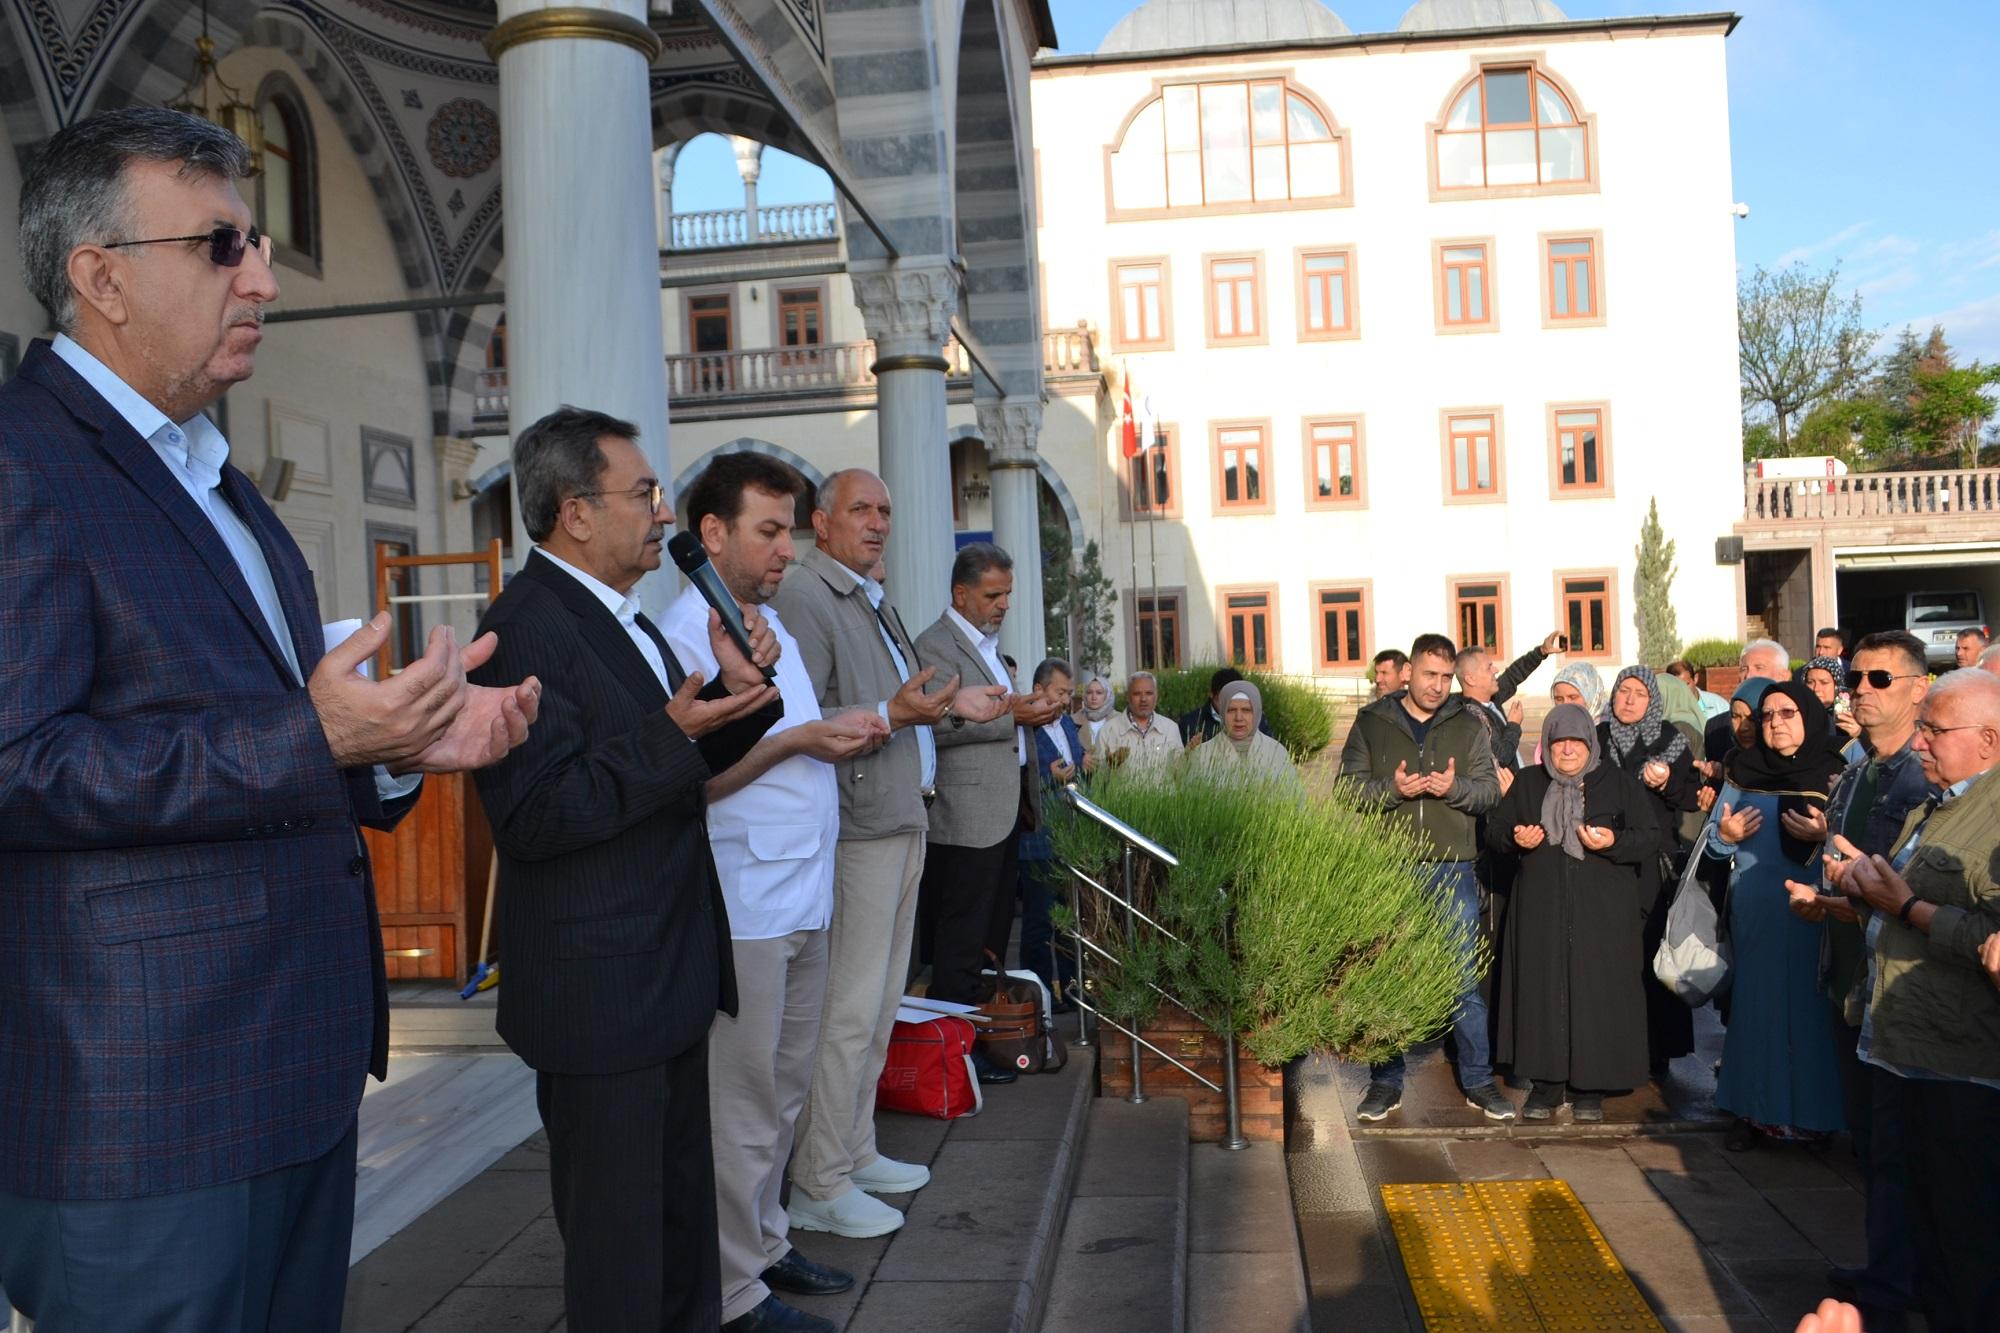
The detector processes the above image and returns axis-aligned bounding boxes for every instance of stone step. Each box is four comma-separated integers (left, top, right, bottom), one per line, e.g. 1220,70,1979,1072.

1188,1142,1312,1333
1040,1097,1190,1333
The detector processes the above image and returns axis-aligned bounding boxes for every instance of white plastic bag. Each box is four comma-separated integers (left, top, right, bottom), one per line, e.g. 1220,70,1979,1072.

1652,846,1732,1006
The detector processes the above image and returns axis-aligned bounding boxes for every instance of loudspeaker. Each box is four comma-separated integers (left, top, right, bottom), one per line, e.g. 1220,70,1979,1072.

257,455,295,502
1715,536,1744,565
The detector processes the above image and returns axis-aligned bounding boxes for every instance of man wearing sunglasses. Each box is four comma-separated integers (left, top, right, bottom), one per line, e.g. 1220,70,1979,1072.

1783,630,1935,1329
0,108,540,1331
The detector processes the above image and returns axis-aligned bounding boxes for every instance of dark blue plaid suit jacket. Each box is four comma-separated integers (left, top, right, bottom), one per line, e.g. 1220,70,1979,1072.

0,340,404,1201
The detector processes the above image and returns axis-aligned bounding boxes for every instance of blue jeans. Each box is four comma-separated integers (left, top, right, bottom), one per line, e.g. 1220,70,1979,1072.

1370,860,1492,1092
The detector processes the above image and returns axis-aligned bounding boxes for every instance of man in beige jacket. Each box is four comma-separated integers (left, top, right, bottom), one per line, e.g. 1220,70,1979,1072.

771,470,1007,1240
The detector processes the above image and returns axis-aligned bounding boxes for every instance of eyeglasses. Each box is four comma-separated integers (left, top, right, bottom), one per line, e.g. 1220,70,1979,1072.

1915,721,1989,741
104,225,272,268
1760,707,1803,724
574,481,665,511
1844,669,1926,690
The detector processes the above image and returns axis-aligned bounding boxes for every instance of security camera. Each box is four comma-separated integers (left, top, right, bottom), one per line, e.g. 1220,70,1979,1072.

1730,202,1751,219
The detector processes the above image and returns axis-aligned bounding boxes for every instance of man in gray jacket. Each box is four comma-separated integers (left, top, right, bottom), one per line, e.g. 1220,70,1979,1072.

1339,633,1507,1123
915,544,1063,1080
772,471,1008,1240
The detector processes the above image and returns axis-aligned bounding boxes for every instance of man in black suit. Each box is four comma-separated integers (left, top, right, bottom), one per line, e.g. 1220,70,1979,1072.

469,407,783,1331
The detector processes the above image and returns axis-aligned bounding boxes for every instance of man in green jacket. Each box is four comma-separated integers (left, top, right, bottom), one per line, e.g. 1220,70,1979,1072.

1339,633,1507,1122
1831,668,2000,1333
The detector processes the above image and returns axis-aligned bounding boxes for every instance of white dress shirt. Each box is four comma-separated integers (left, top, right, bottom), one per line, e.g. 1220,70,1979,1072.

662,589,837,939
1041,719,1074,768
945,606,1026,767
830,560,936,790
51,335,418,802
532,547,671,690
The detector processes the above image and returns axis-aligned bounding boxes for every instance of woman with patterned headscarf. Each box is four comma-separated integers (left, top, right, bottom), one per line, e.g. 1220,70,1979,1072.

1599,664,1701,1077
1487,704,1661,1121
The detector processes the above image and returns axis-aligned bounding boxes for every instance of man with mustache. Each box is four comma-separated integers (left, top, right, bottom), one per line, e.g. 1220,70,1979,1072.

0,107,538,1331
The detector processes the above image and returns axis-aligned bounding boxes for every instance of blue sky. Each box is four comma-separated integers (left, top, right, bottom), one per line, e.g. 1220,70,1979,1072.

676,0,2000,364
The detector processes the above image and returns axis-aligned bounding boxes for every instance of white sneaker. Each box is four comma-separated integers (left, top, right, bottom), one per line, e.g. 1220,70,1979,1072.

850,1154,931,1195
787,1188,905,1239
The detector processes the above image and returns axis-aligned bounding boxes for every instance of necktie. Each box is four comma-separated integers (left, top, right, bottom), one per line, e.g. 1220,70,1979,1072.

632,611,688,692
871,601,919,675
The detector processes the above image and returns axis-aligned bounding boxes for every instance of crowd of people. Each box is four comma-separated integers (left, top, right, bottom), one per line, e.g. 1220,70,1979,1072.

1343,627,2000,1333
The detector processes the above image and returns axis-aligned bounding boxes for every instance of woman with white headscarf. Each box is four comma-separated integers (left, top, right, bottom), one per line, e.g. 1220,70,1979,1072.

1486,703,1661,1121
1075,673,1115,750
1184,680,1301,797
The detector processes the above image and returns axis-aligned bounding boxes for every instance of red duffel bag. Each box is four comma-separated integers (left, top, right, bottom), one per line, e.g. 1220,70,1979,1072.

876,1014,983,1120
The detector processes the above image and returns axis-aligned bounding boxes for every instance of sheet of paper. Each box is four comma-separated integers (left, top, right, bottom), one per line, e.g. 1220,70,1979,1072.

900,994,980,1015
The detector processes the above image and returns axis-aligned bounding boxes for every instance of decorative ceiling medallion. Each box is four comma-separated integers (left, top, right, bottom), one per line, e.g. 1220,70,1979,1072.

426,96,498,177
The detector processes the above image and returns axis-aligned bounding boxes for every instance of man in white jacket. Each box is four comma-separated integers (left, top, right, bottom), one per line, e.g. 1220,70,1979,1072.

662,453,886,1333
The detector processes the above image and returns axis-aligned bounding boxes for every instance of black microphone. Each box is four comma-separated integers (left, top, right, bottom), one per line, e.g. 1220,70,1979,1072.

667,531,777,683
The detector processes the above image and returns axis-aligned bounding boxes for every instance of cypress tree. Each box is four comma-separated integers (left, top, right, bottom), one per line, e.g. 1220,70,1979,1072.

1634,498,1680,665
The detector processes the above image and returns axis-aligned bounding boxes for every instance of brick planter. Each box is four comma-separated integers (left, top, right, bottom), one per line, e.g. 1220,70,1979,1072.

1699,665,1746,697
1095,1000,1284,1143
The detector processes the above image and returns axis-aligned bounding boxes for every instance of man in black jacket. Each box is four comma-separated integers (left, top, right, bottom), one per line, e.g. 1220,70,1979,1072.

470,408,783,1331
1455,631,1565,778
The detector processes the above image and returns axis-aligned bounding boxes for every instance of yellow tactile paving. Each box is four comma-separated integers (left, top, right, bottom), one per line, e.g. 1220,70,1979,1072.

1381,1180,1665,1332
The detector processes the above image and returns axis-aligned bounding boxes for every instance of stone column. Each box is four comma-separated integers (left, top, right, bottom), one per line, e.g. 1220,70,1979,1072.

731,136,763,242
433,434,484,639
853,263,958,634
980,400,1047,679
656,141,682,249
487,2,675,613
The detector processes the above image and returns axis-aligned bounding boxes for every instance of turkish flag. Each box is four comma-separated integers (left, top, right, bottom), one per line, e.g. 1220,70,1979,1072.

1121,377,1139,459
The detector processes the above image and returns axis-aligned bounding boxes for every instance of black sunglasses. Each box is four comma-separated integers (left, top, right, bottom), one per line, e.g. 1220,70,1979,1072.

1843,669,1925,690
104,225,272,268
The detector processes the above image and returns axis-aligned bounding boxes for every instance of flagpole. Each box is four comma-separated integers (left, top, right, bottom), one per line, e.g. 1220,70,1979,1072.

1120,367,1141,676
1147,430,1163,671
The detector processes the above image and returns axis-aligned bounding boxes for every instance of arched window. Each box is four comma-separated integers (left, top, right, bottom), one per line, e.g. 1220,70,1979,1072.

255,77,319,266
1108,79,1348,218
1433,66,1592,194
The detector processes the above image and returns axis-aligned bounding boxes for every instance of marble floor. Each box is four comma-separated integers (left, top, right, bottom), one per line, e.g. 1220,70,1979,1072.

351,1052,541,1264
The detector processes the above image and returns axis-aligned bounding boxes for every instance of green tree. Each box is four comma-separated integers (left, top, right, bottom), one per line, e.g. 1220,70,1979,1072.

1738,262,1872,458
1905,336,2000,467
1042,525,1116,675
1633,498,1680,665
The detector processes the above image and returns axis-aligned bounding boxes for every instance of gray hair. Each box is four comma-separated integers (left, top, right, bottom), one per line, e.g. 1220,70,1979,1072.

1980,642,2000,669
19,107,252,333
1032,656,1074,689
950,540,1013,589
1454,647,1491,681
1128,670,1157,689
815,467,882,514
513,406,639,542
1741,638,1789,668
1927,668,2000,723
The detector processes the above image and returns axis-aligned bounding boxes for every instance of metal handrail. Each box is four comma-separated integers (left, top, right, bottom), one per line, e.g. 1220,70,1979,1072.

1057,784,1249,1150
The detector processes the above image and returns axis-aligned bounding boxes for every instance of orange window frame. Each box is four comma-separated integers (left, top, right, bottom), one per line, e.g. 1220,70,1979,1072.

1313,583,1370,670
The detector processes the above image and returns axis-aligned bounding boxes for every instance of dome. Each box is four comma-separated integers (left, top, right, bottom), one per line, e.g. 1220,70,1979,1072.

1396,0,1568,32
1098,0,1350,55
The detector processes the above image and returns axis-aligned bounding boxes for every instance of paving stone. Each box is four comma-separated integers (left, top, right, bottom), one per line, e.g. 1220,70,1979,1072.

1761,1188,1868,1268
1307,1280,1415,1332
1622,1134,1737,1175
1534,1143,1655,1203
1443,1138,1549,1182
1354,1139,1455,1186
1073,1099,1188,1198
461,1216,563,1288
872,1110,950,1167
1725,1257,1855,1330
1286,1144,1373,1214
1295,1210,1398,1291
1721,1142,1853,1192
1188,1247,1309,1333
1189,1142,1295,1253
1586,1200,1767,1322
407,1285,566,1332
343,1166,554,1333
844,1280,1020,1333
947,1056,1090,1144
780,1229,886,1331
1659,1315,1774,1333
1040,1195,1181,1333
488,1133,549,1171
873,1139,1070,1283
1644,1171,1820,1263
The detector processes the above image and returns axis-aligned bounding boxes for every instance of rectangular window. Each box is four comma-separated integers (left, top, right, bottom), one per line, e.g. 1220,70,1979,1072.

1127,425,1180,518
1560,573,1615,659
1453,579,1506,654
777,287,823,347
1315,585,1369,670
1440,243,1489,325
1552,404,1609,493
688,292,733,392
1220,589,1278,669
1304,418,1364,507
1299,248,1355,338
1213,423,1270,513
1136,593,1183,670
1207,254,1264,344
1444,411,1502,499
1546,236,1599,321
1112,259,1171,349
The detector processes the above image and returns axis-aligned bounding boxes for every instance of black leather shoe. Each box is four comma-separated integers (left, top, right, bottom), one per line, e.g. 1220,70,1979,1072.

971,1049,1018,1085
762,1248,854,1297
722,1294,836,1333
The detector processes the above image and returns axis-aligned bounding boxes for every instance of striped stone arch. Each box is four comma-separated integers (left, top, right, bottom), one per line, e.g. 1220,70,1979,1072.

0,8,55,159
948,424,1083,554
671,438,827,499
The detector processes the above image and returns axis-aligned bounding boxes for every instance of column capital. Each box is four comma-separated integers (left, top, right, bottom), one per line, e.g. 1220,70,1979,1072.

485,6,661,61
729,136,764,185
852,263,960,359
976,400,1043,470
434,434,481,475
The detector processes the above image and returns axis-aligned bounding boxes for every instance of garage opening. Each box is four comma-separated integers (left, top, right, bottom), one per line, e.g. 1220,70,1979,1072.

1835,549,2000,668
